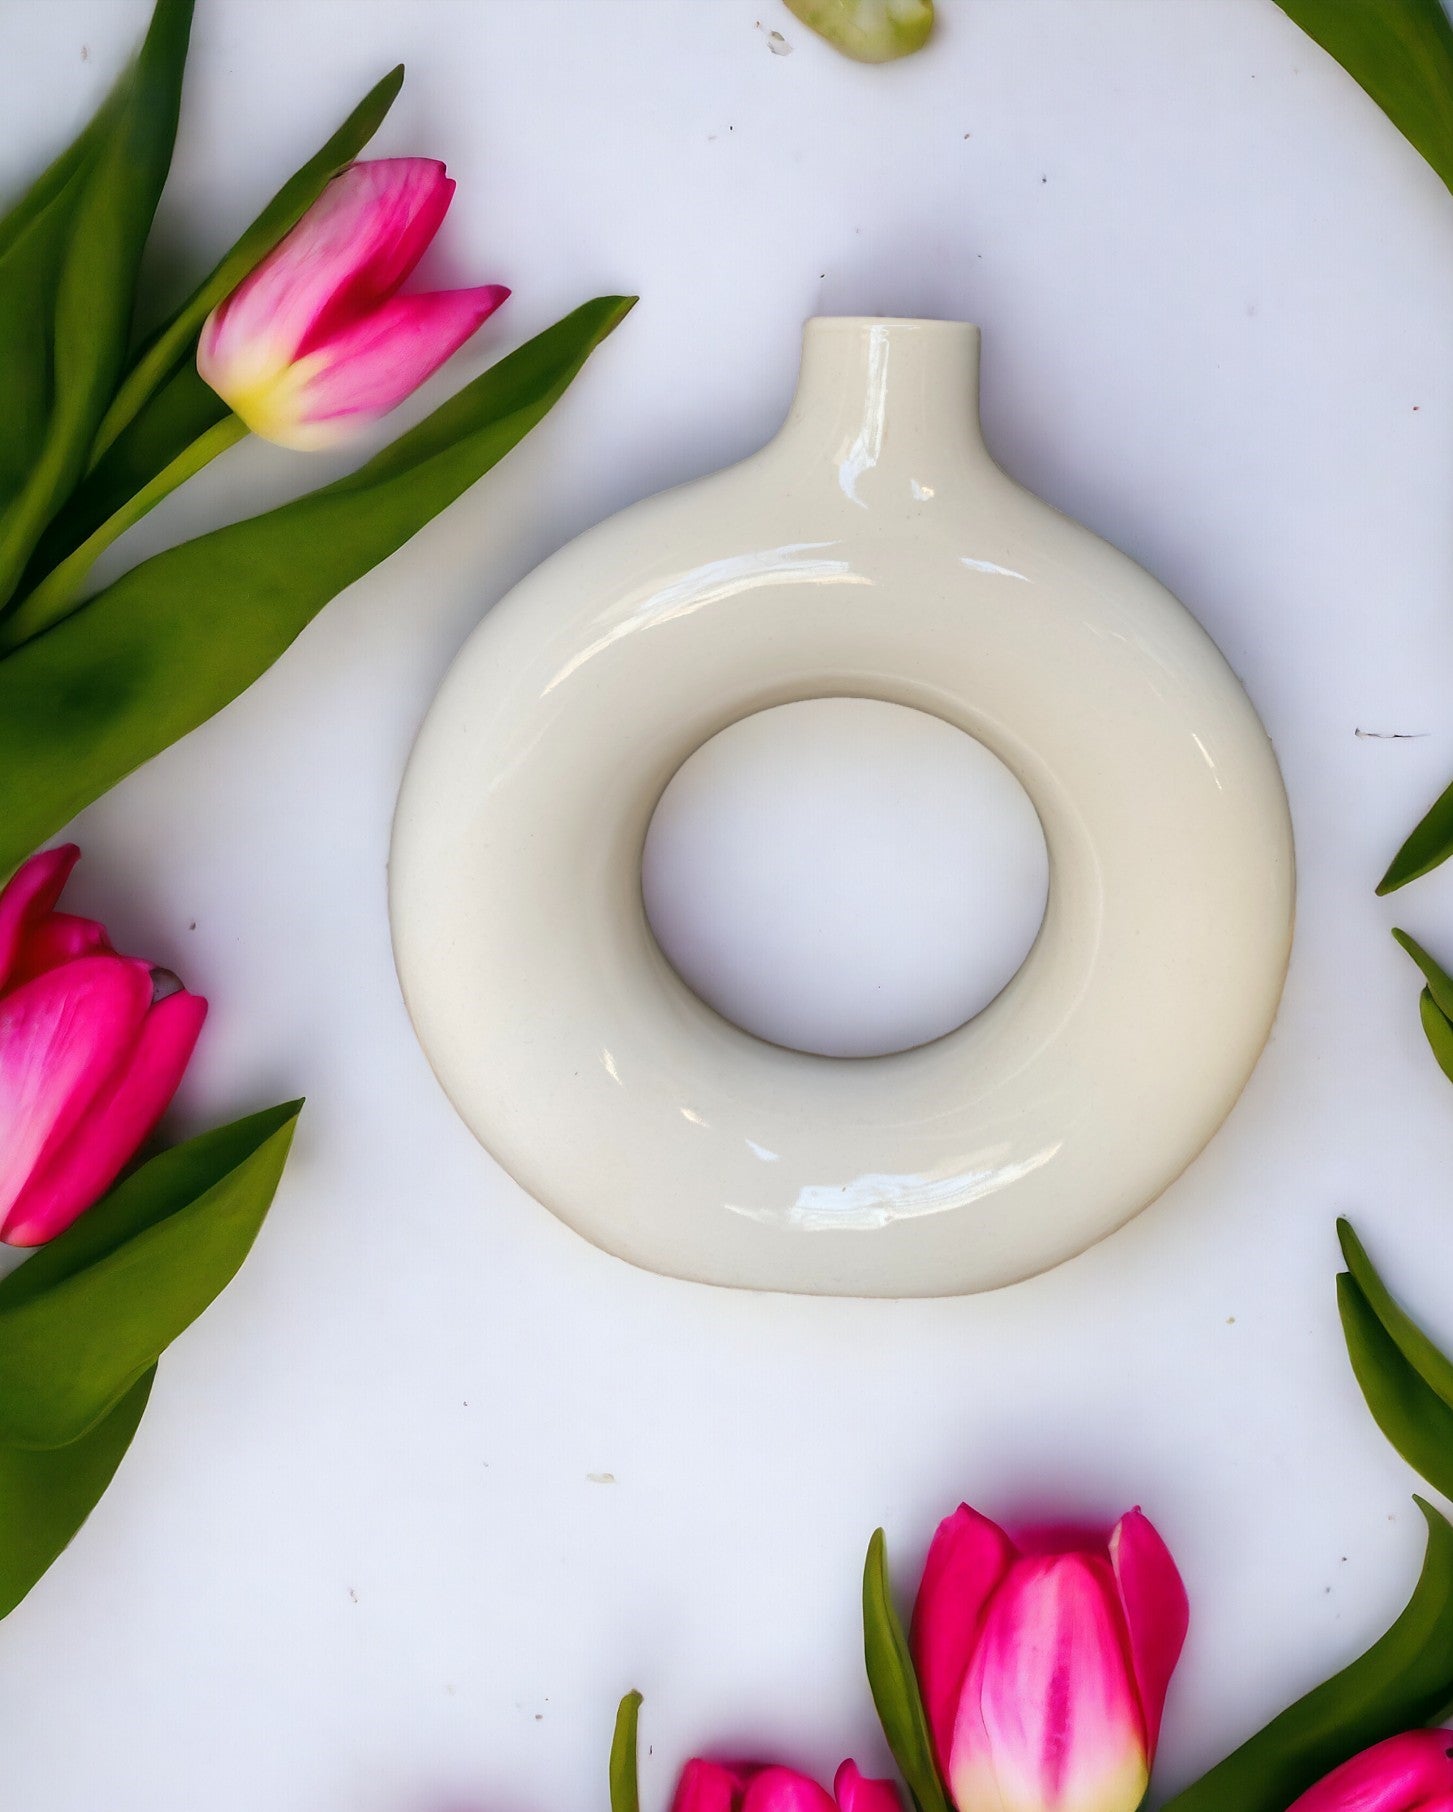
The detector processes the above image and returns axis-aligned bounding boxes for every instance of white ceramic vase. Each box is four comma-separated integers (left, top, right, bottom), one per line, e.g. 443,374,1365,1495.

391,318,1295,1295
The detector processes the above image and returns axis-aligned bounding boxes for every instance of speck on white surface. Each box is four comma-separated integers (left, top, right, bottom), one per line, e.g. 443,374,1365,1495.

0,2,1451,1810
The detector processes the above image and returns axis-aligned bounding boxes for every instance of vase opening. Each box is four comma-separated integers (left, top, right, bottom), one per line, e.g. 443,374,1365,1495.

774,318,994,497
640,697,1049,1059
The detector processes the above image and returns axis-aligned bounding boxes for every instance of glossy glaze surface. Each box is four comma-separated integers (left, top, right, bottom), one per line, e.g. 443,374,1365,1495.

390,318,1295,1294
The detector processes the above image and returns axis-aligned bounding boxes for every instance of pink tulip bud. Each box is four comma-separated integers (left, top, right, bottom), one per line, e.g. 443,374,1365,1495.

671,1757,902,1812
1287,1731,1453,1811
0,846,207,1246
910,1505,1188,1812
198,157,509,450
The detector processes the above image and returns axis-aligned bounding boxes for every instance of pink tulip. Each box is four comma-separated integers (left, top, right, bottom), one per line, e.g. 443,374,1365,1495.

1286,1731,1453,1811
910,1505,1188,1812
197,157,509,450
0,846,207,1247
672,1757,902,1812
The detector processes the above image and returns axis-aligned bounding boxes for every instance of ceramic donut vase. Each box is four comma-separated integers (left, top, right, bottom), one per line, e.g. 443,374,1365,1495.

390,317,1295,1296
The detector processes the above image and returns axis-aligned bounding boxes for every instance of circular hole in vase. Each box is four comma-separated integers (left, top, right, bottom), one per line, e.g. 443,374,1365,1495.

641,697,1050,1058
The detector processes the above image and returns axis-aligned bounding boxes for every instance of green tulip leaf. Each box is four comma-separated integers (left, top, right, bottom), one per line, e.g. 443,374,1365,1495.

0,1366,154,1621
609,1690,644,1812
0,1102,300,1450
0,61,127,263
1379,777,1453,894
1387,930,1453,1084
1164,1499,1453,1812
0,0,195,610
1273,0,1453,196
1394,928,1453,1020
1337,1218,1453,1502
863,1529,952,1812
0,293,634,874
785,0,935,63
0,32,135,511
1339,1219,1453,1410
88,63,404,467
1417,987,1453,1085
1340,1273,1453,1498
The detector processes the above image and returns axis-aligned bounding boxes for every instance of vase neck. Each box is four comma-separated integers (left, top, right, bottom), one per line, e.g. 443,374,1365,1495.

770,318,993,502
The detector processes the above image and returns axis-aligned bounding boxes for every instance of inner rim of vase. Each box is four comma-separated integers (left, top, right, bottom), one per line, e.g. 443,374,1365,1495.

639,696,1051,1059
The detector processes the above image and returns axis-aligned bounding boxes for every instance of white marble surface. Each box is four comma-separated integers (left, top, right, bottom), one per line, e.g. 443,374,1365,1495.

1,0,1452,1807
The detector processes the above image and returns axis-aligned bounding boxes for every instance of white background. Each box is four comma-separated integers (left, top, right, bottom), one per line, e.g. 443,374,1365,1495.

2,1,1453,1808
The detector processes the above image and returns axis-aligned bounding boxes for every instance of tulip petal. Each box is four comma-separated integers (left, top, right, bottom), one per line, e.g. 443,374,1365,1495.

0,956,154,1239
0,845,79,990
199,159,455,383
673,1761,752,1812
833,1760,902,1812
742,1768,839,1812
2,987,207,1247
1287,1730,1453,1811
239,284,509,450
8,912,113,987
1108,1509,1189,1762
911,1504,1017,1775
296,160,458,354
951,1554,1148,1812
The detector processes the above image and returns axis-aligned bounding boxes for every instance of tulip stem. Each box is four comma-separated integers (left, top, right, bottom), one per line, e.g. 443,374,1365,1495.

0,413,250,651
608,1691,643,1812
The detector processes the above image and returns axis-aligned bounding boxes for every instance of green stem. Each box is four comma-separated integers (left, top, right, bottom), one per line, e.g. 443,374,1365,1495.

608,1691,643,1812
88,338,192,474
0,412,247,651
